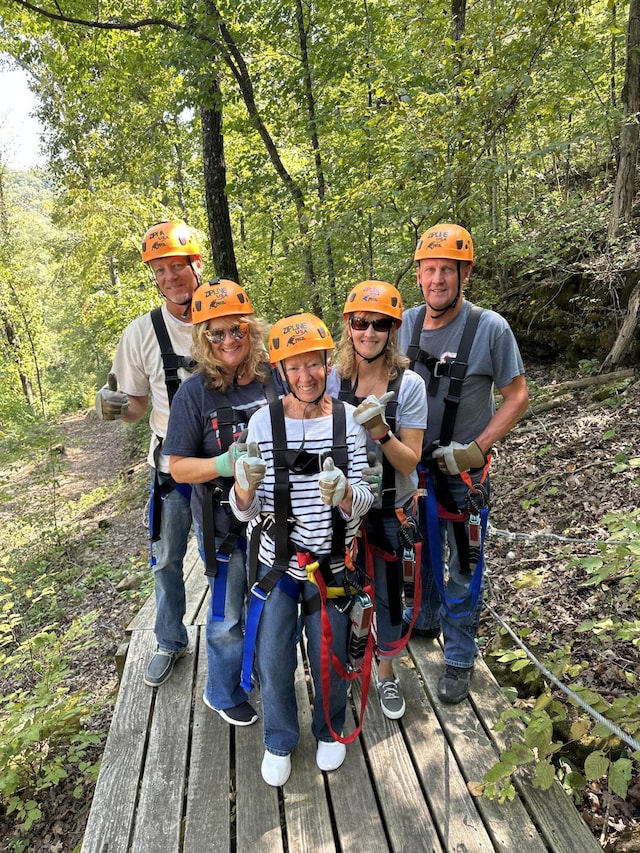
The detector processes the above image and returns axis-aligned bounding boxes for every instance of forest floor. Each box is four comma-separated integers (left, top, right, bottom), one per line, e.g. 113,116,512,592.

2,361,640,852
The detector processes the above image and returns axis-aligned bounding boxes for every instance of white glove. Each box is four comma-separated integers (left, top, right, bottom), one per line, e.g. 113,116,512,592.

318,456,347,506
361,451,383,496
353,391,395,438
432,441,486,475
235,442,266,490
95,373,130,421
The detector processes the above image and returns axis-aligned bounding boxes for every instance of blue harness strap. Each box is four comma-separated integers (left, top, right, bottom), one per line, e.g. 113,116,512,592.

424,467,486,618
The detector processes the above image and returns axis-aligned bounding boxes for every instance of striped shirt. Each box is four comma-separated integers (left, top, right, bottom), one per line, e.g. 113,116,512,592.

229,402,374,580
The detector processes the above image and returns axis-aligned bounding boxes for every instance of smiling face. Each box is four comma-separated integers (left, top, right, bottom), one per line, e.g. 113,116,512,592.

416,257,471,318
149,254,201,313
347,311,396,361
280,352,328,404
204,316,251,373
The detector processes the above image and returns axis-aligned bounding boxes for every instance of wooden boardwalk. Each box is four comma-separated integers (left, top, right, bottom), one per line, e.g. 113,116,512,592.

82,540,601,853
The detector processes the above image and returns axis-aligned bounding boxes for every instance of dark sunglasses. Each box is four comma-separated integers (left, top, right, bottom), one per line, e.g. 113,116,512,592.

204,323,249,344
349,316,395,332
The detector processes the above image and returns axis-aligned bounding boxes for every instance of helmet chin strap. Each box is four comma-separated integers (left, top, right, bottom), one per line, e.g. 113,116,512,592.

426,260,462,319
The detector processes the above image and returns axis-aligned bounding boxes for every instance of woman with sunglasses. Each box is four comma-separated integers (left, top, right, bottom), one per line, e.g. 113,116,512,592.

163,279,281,726
328,281,426,720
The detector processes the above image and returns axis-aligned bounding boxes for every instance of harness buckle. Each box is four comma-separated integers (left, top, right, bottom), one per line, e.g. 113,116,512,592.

250,582,270,601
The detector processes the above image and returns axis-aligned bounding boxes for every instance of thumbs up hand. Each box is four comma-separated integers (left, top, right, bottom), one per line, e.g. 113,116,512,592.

235,442,267,491
318,456,347,506
95,373,130,421
353,391,395,439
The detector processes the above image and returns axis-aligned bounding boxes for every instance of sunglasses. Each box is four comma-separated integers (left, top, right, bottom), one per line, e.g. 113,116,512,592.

204,323,249,344
349,316,395,332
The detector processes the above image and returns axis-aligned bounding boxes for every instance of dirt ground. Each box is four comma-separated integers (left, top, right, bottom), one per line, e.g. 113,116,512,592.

3,361,640,851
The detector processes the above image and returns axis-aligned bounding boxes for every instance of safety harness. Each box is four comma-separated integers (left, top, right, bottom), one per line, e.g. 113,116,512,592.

202,379,280,620
240,398,375,743
407,304,490,617
338,372,423,653
148,307,197,543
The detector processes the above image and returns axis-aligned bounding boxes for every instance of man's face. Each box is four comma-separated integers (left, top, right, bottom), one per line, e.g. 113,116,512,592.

416,258,471,311
149,255,201,305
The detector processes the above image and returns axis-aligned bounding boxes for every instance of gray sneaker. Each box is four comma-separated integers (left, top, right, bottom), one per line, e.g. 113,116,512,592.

144,647,187,687
437,664,472,703
377,677,406,720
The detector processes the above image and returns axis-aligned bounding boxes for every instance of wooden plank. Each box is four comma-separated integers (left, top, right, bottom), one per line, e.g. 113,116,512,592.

280,645,338,852
469,657,602,853
130,625,197,852
235,688,285,852
182,626,232,853
352,662,444,853
409,640,554,853
81,630,157,853
395,656,495,852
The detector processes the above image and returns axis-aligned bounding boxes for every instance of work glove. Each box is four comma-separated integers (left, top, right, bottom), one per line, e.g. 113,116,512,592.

318,456,347,506
353,391,395,439
361,451,383,496
95,373,130,421
215,429,249,478
235,442,266,491
432,441,486,476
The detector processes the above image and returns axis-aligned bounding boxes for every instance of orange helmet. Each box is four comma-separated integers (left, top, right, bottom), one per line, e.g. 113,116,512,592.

191,279,254,324
141,220,202,264
414,223,473,263
268,313,334,363
343,280,403,324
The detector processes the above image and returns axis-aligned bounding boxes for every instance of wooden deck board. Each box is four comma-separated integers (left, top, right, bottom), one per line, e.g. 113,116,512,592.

83,558,602,853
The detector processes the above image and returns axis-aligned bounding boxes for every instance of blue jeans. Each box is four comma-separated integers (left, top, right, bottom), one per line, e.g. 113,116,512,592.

196,528,251,710
404,473,489,669
149,468,193,653
372,513,404,657
254,563,349,755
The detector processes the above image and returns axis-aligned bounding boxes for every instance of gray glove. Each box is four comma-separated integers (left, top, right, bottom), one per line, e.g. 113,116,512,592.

318,456,347,506
215,430,248,478
353,391,395,438
235,442,266,490
361,451,383,496
95,373,130,421
432,441,485,475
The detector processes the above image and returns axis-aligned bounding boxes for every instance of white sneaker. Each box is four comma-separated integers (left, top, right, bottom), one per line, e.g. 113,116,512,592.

261,750,291,786
316,739,346,772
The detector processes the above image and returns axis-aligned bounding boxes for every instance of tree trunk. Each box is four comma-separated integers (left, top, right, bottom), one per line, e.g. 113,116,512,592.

602,280,640,369
608,0,640,239
200,75,239,281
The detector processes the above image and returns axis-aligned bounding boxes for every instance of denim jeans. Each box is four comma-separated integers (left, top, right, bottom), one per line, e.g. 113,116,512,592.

372,513,404,657
254,563,349,755
149,468,193,653
404,472,489,669
195,528,250,710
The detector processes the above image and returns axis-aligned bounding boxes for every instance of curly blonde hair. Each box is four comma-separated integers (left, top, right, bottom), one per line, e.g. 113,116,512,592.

191,315,271,392
333,322,408,381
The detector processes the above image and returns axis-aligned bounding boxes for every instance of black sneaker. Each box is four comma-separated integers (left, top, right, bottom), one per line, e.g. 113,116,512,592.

401,621,441,639
203,694,258,727
437,664,472,704
144,647,187,687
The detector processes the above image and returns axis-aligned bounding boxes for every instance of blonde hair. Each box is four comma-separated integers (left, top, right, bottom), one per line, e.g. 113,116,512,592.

191,315,271,392
333,322,408,381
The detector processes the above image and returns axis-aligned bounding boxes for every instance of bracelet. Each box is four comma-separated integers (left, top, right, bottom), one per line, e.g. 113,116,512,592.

374,429,392,445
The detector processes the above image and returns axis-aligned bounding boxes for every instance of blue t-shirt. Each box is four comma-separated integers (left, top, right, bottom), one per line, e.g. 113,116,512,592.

163,371,280,531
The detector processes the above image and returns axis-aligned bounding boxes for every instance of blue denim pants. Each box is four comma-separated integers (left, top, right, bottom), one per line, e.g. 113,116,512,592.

372,513,405,657
195,528,251,710
254,563,349,755
404,473,489,669
149,468,193,653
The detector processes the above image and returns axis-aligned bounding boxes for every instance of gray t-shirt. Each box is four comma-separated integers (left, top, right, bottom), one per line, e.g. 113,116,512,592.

398,300,524,458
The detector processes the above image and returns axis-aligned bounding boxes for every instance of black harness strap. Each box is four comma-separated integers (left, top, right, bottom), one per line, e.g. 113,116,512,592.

150,306,198,407
407,304,483,449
